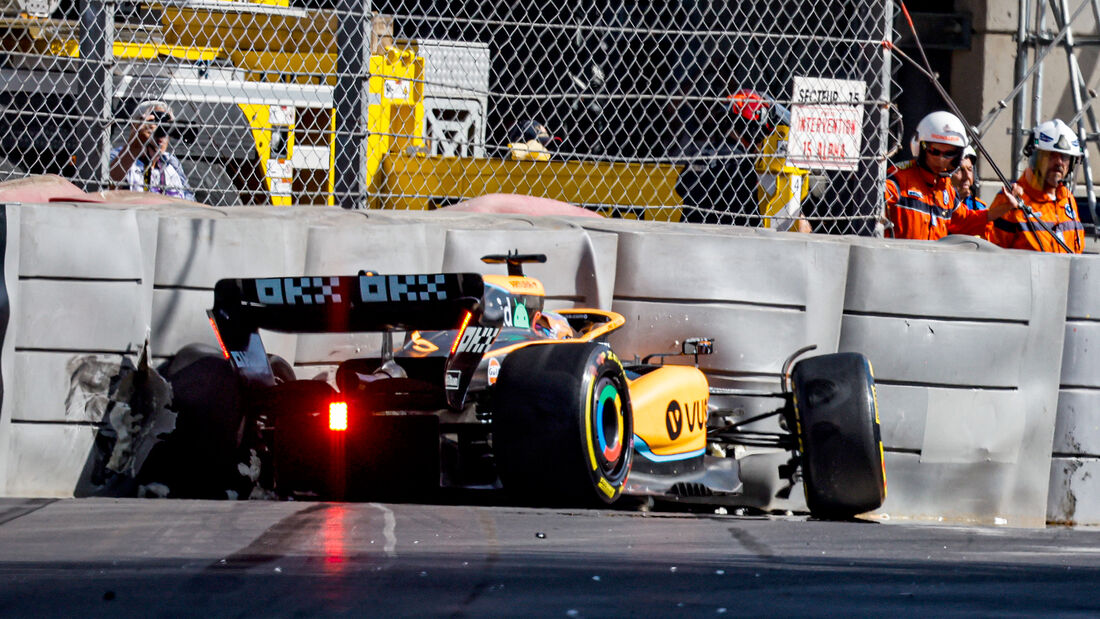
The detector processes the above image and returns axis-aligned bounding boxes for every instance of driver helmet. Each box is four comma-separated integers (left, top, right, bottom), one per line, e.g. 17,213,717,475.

532,310,574,340
910,110,969,177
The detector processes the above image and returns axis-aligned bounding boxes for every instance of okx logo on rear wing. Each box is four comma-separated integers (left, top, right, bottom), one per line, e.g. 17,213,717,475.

207,273,501,407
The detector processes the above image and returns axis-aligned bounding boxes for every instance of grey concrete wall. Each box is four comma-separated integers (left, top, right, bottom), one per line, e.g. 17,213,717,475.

0,203,619,496
3,203,158,497
839,237,1069,527
1048,254,1100,524
2,201,1098,527
587,222,853,513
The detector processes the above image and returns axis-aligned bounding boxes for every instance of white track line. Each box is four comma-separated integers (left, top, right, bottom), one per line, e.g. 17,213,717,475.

371,503,398,558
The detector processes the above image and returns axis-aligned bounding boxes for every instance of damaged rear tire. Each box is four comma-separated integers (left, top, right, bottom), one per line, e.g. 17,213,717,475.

142,344,247,498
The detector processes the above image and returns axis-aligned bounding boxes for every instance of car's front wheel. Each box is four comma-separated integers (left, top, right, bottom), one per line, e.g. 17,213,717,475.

791,352,886,519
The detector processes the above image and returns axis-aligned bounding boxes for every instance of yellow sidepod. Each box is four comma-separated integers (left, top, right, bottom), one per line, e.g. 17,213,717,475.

628,365,709,460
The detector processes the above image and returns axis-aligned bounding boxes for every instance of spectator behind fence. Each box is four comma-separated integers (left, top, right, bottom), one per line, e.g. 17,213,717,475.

506,120,558,162
109,101,195,201
952,146,987,210
674,90,771,226
987,119,1085,254
885,111,1009,241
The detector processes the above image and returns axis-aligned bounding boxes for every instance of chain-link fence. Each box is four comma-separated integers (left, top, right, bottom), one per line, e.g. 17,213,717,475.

0,0,895,234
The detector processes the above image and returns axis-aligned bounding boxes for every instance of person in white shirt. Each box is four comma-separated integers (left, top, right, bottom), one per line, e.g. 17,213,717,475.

109,101,195,200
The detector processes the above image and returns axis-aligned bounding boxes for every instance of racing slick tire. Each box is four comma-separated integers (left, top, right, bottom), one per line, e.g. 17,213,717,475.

493,342,633,506
143,344,246,498
267,354,296,384
790,352,886,520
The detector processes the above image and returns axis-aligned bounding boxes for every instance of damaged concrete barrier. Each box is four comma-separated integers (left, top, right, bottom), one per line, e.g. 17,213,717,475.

0,199,1096,528
840,238,1069,527
0,203,158,496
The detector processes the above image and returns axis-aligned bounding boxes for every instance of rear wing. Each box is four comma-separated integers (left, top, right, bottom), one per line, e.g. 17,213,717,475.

211,273,486,334
208,273,501,407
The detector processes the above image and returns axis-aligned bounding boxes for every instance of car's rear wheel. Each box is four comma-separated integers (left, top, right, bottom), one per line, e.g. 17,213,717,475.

144,344,246,498
493,342,633,505
791,352,886,520
267,354,296,384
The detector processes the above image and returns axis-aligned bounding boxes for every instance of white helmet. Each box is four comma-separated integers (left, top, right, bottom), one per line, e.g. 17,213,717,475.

1027,118,1081,157
962,145,977,161
1025,119,1081,185
909,110,969,157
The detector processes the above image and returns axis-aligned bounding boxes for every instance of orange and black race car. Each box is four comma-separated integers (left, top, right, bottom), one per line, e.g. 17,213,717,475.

158,253,885,519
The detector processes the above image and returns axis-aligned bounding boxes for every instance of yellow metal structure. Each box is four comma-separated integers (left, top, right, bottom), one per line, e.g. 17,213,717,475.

1,4,425,207
380,154,684,221
756,125,811,230
230,46,425,206
159,4,332,53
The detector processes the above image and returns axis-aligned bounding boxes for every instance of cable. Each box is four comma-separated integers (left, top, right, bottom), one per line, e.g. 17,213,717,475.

889,2,1074,253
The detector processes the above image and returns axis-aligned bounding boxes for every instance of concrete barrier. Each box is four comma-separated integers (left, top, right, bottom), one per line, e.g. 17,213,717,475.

598,224,849,375
440,220,619,311
1048,255,1100,525
3,203,157,496
151,207,316,365
840,238,1069,527
1,199,1098,526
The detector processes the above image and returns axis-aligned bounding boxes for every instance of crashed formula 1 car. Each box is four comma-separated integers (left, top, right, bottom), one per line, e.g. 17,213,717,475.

153,253,886,519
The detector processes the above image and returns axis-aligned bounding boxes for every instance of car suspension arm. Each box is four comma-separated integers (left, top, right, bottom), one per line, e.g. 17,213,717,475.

708,408,798,449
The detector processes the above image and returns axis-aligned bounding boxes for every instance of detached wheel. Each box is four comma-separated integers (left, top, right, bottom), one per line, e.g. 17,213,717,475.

493,342,633,505
791,352,886,519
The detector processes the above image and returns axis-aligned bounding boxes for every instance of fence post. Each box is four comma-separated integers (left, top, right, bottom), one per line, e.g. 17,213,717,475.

849,0,891,236
334,0,371,209
75,0,114,192
873,0,894,236
1012,0,1030,178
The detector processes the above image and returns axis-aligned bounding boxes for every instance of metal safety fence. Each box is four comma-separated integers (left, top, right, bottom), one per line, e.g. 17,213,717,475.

0,0,896,234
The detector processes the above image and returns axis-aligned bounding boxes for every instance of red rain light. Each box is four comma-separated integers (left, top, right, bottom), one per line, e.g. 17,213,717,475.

329,402,348,432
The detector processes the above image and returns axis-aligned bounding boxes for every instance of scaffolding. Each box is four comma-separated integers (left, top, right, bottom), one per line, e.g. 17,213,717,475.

992,0,1100,230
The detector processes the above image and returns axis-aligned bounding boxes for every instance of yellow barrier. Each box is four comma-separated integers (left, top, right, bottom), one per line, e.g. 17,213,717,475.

379,155,684,221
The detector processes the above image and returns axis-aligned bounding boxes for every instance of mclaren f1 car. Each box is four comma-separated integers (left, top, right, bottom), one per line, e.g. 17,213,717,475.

154,253,886,519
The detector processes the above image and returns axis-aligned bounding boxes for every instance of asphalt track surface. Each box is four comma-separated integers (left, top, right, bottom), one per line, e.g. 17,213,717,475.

1,497,1099,618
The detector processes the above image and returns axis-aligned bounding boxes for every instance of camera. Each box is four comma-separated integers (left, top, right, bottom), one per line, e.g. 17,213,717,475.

145,110,195,142
150,110,172,140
